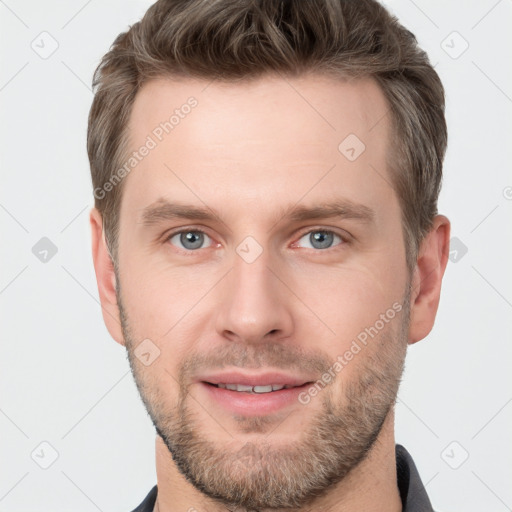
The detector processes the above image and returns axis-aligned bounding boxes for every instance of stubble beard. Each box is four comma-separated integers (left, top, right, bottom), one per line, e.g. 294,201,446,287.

118,286,409,511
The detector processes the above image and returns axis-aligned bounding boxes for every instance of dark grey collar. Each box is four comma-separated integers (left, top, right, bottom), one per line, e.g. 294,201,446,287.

396,444,435,511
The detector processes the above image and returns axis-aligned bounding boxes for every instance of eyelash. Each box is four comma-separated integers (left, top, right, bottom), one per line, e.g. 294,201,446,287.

164,227,349,254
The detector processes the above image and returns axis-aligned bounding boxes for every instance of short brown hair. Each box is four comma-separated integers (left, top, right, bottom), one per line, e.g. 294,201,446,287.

87,0,447,272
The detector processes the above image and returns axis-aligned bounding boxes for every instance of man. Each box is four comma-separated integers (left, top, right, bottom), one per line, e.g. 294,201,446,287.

87,0,450,510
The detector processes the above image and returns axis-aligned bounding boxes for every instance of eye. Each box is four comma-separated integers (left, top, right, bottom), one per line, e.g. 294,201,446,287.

294,229,345,250
167,229,213,251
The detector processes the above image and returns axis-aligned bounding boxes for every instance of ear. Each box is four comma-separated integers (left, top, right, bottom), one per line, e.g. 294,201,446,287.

89,208,125,346
408,215,451,344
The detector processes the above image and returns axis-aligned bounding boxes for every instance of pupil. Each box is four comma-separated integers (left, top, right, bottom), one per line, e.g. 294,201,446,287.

311,231,333,249
181,231,203,249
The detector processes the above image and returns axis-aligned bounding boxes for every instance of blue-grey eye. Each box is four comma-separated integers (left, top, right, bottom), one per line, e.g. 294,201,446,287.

297,230,343,250
169,230,212,250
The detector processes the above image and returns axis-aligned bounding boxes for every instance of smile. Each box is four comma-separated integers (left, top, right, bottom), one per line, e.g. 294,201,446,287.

208,383,298,393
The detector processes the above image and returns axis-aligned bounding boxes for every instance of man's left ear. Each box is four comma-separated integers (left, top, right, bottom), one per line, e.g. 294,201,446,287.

408,215,451,344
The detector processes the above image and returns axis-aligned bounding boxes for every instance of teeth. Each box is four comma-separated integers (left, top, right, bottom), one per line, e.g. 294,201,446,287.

253,385,273,393
215,383,289,393
229,384,252,392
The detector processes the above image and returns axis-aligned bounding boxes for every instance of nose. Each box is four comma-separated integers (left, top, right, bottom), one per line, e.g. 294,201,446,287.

214,245,294,345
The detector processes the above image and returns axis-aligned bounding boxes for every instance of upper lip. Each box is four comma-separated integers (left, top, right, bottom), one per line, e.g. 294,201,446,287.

197,370,315,387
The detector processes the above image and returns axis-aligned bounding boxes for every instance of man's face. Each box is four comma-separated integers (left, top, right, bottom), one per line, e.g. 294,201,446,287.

115,74,410,509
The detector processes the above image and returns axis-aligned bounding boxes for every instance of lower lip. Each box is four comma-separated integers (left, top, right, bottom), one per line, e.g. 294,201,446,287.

198,382,312,416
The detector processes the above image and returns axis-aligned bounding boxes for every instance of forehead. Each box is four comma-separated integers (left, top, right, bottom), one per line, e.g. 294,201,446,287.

128,73,389,147
121,73,394,222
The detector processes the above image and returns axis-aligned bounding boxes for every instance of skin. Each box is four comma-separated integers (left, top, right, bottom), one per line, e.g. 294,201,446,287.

90,73,450,511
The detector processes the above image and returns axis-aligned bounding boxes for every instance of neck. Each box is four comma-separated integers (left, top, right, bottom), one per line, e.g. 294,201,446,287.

153,408,402,512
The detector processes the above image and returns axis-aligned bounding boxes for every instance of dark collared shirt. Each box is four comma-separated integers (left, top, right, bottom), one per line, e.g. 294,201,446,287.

130,444,434,511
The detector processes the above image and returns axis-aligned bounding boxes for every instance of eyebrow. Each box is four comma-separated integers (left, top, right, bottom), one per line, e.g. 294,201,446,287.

139,197,375,228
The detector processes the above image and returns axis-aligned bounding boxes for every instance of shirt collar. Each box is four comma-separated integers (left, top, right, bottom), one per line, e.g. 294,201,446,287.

396,444,435,511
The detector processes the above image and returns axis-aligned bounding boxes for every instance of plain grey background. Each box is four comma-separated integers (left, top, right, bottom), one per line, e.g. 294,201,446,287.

1,0,511,510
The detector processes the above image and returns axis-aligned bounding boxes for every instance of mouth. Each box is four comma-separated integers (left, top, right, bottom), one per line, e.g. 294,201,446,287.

203,382,308,393
198,378,315,416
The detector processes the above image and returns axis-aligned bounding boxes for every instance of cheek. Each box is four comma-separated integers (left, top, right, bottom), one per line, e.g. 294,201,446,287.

293,261,404,350
118,253,222,344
